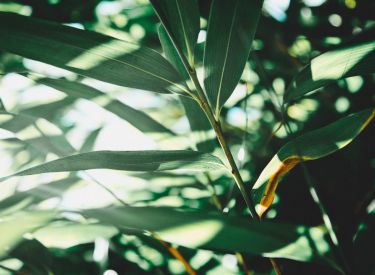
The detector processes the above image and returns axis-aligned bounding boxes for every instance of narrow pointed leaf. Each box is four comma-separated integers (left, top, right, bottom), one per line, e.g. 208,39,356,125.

150,0,199,65
1,150,224,181
204,0,263,115
34,223,118,249
252,109,375,216
0,211,54,258
0,12,188,95
0,111,76,156
158,25,216,152
83,206,336,266
80,127,102,153
37,78,174,134
284,34,375,102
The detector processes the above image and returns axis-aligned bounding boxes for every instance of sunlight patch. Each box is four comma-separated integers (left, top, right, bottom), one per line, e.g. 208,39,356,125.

67,40,140,70
158,220,223,247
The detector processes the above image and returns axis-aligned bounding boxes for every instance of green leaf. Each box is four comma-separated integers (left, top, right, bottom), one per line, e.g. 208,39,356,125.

83,206,336,266
284,34,375,102
37,77,175,135
34,222,118,249
204,0,263,116
150,0,200,65
158,25,189,80
1,150,225,181
80,127,102,153
252,108,375,217
180,97,217,152
0,111,76,156
0,12,188,95
0,177,79,215
158,25,216,152
0,210,54,258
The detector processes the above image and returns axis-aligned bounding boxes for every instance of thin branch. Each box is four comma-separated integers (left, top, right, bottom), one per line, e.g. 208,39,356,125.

153,234,196,275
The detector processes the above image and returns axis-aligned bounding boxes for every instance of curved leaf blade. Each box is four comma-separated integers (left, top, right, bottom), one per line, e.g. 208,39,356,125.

0,150,224,181
252,108,375,216
0,210,54,258
34,223,118,249
158,25,216,152
284,34,375,102
83,206,336,266
0,12,188,95
150,0,200,65
204,0,263,116
37,78,175,135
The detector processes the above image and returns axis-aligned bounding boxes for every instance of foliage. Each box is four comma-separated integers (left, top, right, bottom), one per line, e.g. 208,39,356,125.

0,0,374,274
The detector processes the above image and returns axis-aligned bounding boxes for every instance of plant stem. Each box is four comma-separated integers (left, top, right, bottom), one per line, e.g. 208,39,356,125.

204,172,252,275
188,67,284,274
189,68,259,220
153,234,196,275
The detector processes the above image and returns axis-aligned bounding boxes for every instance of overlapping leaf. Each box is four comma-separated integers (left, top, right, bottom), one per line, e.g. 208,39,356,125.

150,0,199,65
158,26,216,152
37,78,174,134
0,12,188,95
204,0,263,116
83,205,336,266
285,34,375,102
34,222,118,249
252,108,375,216
0,150,224,182
0,210,55,258
0,110,76,156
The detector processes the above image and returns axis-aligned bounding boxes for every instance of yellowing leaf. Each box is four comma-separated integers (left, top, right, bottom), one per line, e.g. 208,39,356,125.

252,108,375,216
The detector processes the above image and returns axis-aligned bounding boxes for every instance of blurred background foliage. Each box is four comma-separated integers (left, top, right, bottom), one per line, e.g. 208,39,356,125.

0,0,374,274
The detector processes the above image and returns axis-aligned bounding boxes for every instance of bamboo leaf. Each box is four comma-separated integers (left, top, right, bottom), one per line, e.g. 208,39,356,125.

284,34,375,102
252,109,375,217
150,0,199,65
37,78,175,135
83,205,336,266
0,177,79,215
204,0,263,116
0,12,188,95
158,25,216,152
0,110,76,156
0,150,225,181
0,210,54,258
80,127,102,153
34,223,118,249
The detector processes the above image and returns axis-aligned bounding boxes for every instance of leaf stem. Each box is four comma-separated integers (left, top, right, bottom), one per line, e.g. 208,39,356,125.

153,234,196,275
189,68,259,220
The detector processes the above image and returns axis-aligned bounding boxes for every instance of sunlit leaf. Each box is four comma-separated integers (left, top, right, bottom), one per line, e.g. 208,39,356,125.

0,210,54,258
204,0,263,116
0,12,189,95
252,108,375,216
83,206,336,266
150,0,199,66
285,34,375,102
0,177,79,215
37,78,175,135
0,110,76,156
0,150,225,181
34,222,118,249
